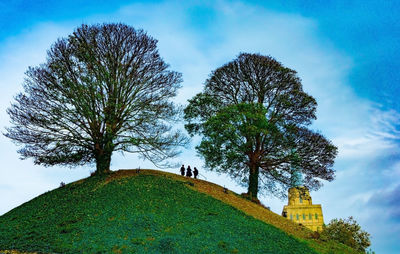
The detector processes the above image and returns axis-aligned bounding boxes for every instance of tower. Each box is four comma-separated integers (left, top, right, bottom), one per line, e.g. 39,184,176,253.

281,168,324,231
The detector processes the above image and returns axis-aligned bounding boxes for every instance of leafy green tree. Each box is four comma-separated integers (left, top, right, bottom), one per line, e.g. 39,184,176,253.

321,217,371,252
5,23,188,175
184,53,337,199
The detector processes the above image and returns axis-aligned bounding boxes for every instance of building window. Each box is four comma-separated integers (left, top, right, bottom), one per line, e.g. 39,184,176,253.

290,214,293,220
296,214,299,220
299,196,303,203
303,214,306,220
309,213,312,220
315,213,318,220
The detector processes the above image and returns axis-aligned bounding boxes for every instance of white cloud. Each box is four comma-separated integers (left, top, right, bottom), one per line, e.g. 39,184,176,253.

330,106,400,159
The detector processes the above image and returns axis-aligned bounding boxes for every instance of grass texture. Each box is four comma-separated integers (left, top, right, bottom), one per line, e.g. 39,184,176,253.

0,170,358,253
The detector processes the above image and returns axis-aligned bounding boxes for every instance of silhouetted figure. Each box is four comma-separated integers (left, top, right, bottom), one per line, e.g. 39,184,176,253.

180,165,185,176
186,165,192,177
193,167,199,179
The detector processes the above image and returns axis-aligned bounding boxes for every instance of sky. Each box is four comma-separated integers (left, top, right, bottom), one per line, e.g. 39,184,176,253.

0,0,399,253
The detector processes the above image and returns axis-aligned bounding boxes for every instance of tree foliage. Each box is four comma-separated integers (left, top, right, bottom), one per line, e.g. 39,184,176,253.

321,217,371,252
5,23,188,174
184,53,337,198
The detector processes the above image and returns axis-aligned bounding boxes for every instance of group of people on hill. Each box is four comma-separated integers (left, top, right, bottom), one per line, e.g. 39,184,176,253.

180,165,199,179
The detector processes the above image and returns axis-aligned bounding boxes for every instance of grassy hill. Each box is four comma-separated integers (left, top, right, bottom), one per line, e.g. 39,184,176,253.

0,170,359,253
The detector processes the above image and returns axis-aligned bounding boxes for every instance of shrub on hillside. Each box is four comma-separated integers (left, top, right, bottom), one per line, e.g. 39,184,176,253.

320,216,371,252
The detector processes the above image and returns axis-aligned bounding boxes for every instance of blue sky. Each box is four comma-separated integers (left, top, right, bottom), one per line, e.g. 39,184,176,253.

0,1,399,253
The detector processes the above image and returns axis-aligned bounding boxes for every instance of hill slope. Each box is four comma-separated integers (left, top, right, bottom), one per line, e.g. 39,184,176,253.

0,170,357,253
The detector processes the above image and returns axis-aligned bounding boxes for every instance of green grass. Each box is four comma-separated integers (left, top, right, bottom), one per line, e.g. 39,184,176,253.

0,170,358,253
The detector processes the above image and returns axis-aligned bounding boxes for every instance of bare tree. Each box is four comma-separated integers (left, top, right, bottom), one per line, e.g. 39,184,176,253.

5,23,188,175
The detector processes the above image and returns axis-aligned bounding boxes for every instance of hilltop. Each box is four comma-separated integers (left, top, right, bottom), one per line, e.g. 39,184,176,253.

0,170,359,253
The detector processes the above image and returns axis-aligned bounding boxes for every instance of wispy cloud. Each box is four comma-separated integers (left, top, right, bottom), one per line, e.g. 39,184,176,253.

332,107,400,159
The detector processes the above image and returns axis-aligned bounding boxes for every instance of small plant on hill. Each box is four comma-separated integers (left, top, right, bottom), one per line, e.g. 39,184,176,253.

320,216,371,253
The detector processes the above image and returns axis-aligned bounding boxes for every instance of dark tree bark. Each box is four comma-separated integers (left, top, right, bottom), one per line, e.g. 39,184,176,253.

5,23,188,175
185,53,337,199
248,163,260,200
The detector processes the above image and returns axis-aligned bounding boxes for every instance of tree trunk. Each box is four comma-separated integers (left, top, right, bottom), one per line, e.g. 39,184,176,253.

94,141,113,175
248,163,259,200
95,152,112,175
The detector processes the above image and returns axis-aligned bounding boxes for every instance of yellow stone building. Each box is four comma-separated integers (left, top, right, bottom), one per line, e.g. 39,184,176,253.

281,186,324,231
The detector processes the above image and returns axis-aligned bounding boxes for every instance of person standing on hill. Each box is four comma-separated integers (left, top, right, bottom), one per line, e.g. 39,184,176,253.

186,165,192,177
193,167,199,179
180,165,185,176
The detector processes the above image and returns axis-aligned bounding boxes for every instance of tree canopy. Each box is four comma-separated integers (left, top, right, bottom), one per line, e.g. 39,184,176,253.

321,217,371,252
184,53,337,199
5,23,188,174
